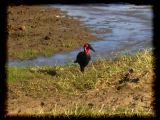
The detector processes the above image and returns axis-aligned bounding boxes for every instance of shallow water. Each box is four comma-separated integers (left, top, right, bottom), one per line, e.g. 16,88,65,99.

8,4,153,67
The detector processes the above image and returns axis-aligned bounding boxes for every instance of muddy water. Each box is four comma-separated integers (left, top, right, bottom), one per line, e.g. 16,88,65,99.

8,4,153,67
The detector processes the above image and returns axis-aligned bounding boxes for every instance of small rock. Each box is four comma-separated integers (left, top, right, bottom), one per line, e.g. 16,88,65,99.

131,78,139,83
129,68,134,73
124,73,130,78
117,86,121,90
40,102,45,107
88,103,94,107
19,26,26,31
18,109,21,113
133,95,139,100
44,36,50,40
55,15,60,18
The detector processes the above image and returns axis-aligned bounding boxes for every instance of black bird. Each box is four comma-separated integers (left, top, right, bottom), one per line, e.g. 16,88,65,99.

74,43,95,72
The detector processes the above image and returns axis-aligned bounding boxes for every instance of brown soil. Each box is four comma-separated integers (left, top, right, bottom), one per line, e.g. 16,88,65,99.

7,5,96,60
6,5,154,116
6,68,155,116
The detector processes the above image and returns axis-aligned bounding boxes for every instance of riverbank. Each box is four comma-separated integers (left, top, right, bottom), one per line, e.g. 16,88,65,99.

7,5,96,60
7,49,155,116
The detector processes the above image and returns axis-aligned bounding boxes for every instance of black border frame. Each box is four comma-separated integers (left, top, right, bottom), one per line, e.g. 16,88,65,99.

0,0,159,119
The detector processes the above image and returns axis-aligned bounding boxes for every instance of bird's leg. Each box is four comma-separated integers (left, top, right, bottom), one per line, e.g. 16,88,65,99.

74,60,77,63
80,66,84,73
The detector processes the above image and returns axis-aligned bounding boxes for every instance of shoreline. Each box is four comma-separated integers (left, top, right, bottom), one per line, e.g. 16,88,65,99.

7,49,154,116
7,5,97,60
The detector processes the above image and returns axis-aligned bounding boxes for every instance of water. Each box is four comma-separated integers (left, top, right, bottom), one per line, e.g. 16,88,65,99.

8,4,153,67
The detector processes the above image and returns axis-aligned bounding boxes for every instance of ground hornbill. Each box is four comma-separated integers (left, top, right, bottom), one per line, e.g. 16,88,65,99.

74,43,95,72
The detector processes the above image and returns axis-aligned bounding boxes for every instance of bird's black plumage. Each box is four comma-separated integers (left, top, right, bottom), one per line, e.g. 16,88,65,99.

74,52,91,72
74,43,95,72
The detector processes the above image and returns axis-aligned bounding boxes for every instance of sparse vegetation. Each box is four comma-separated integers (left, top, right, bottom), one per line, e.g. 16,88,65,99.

7,49,155,116
7,5,96,60
6,4,154,117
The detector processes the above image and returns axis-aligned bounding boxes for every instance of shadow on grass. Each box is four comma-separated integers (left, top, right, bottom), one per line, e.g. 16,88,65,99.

38,69,57,76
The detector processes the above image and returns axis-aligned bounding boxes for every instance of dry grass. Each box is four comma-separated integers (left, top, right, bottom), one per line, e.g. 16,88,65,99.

7,49,155,116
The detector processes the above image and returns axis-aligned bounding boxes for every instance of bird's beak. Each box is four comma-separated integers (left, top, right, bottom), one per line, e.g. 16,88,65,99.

89,45,95,52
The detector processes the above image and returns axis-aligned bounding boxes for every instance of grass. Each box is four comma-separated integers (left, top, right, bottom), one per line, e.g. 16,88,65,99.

7,49,155,116
49,104,153,117
7,5,96,60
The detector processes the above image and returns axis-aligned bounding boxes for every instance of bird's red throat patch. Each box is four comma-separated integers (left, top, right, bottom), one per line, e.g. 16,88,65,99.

84,47,90,55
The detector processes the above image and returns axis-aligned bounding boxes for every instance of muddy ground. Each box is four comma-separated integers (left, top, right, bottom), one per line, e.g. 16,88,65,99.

6,5,154,116
7,66,155,116
7,5,96,60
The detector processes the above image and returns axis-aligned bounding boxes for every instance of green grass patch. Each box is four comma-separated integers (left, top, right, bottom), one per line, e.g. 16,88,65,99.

7,49,154,93
7,67,34,83
49,104,154,117
14,49,39,60
7,49,155,116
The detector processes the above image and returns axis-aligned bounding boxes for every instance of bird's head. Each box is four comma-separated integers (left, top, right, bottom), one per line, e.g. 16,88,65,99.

83,43,95,55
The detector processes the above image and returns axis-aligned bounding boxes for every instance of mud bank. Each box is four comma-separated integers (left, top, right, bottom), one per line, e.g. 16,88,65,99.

7,5,96,60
